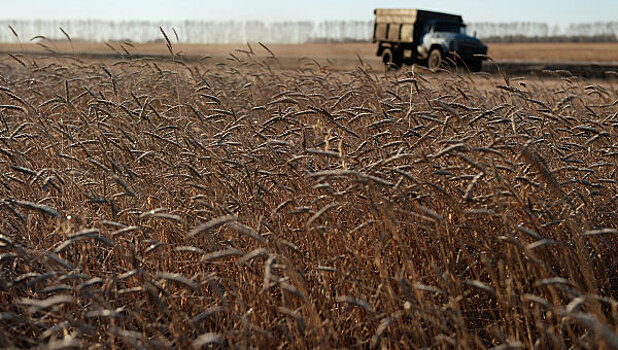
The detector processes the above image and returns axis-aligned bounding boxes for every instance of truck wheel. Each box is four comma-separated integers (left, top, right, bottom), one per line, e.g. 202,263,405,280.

381,48,400,69
427,48,442,70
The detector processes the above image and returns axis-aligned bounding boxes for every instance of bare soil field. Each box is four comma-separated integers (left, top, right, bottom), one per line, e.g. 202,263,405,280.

2,42,618,63
488,42,618,63
0,46,617,348
0,42,375,59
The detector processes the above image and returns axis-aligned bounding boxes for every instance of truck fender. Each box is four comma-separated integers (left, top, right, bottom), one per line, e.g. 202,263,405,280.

429,44,444,56
417,39,445,61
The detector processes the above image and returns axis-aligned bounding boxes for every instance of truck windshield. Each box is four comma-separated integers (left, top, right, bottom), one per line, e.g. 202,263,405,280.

434,22,466,34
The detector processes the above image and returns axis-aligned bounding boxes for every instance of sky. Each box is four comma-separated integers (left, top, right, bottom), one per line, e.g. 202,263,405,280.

1,0,616,25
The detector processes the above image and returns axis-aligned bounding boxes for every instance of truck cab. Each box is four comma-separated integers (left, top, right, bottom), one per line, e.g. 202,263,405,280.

373,9,488,71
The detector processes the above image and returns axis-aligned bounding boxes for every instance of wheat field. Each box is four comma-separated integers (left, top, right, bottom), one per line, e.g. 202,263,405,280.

0,40,617,349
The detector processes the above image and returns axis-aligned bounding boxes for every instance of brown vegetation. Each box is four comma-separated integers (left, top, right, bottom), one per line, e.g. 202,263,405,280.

0,42,617,348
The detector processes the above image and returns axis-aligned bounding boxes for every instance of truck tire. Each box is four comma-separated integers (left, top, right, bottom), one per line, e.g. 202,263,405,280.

427,48,442,70
381,48,401,69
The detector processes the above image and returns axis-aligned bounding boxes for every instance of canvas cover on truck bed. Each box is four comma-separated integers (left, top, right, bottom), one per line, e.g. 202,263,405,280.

373,9,463,43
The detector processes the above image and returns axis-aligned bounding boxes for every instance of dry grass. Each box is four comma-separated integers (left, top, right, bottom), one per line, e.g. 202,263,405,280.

0,43,617,349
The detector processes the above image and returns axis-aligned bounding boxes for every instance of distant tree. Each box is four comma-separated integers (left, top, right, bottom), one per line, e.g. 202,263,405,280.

1,19,617,44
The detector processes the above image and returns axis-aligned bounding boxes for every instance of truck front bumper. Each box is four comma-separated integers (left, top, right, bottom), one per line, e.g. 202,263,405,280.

456,44,488,61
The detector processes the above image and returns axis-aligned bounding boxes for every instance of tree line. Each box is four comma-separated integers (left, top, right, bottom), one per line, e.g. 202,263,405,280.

1,20,616,44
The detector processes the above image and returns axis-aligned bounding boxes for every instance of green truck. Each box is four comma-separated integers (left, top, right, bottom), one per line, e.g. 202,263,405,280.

373,9,488,71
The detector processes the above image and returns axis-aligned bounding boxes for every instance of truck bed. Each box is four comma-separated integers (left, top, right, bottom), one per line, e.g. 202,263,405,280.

373,9,463,43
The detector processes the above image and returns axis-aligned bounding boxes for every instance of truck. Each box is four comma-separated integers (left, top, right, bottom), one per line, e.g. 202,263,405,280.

373,9,488,71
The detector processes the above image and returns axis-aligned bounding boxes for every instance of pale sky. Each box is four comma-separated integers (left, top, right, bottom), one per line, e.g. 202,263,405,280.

1,0,616,25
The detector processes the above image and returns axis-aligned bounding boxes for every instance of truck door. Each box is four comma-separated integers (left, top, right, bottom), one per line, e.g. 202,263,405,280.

416,21,433,59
